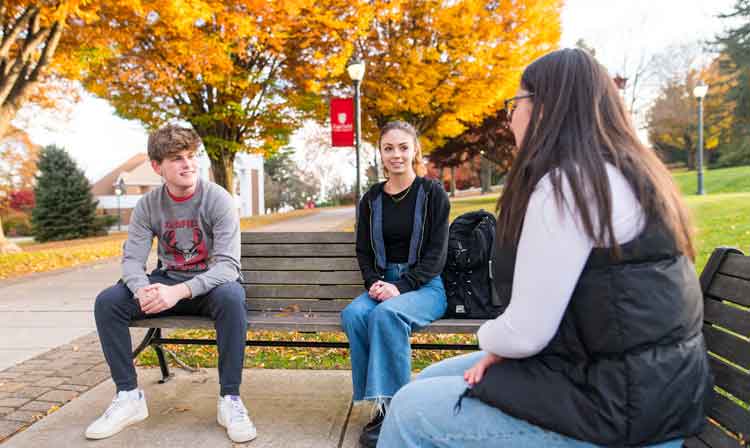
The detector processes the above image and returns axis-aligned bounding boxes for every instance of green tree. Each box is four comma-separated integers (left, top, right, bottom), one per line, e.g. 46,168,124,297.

31,145,101,242
264,146,319,211
715,0,750,165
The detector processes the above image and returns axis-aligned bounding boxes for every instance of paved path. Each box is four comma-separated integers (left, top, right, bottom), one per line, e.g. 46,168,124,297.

0,262,123,371
3,368,371,448
249,207,354,232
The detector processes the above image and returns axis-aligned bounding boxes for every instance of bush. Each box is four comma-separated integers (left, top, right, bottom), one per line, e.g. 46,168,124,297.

2,210,32,236
715,139,750,168
93,214,118,235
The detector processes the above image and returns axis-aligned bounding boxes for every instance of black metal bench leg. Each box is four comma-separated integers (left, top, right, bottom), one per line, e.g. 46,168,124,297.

152,329,172,384
132,328,157,358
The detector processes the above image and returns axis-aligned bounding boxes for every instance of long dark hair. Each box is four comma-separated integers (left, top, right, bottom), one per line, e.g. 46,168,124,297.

497,48,694,259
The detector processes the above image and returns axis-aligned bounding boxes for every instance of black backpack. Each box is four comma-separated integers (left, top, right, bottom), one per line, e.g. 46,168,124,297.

442,210,505,319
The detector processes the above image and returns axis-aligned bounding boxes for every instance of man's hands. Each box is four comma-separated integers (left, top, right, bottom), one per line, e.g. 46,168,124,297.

369,280,401,301
136,283,192,314
464,353,503,386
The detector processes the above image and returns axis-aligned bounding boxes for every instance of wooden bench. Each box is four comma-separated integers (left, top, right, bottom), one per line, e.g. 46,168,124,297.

130,232,483,380
684,247,749,448
129,234,749,447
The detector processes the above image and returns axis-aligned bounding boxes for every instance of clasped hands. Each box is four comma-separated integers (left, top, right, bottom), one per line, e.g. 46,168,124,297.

135,283,191,314
368,280,400,301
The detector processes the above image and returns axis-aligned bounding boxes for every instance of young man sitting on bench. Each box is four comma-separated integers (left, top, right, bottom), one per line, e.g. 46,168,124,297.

86,124,255,443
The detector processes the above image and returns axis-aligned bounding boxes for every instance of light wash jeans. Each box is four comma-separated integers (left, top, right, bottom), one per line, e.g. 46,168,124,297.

341,262,447,401
378,351,686,448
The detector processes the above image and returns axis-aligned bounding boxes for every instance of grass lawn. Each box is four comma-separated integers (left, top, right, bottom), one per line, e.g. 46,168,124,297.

672,165,750,196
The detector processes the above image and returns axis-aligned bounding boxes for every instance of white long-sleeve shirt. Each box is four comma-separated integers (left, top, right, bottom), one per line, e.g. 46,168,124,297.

477,164,646,358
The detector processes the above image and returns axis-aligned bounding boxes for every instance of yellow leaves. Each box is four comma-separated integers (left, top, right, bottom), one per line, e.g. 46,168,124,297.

338,0,562,150
0,236,127,280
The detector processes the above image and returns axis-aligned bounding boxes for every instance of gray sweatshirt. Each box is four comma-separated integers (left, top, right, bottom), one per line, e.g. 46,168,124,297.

121,178,241,297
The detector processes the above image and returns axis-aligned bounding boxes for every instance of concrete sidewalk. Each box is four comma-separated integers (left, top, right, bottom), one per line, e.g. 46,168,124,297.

248,207,354,232
3,367,370,448
0,261,123,371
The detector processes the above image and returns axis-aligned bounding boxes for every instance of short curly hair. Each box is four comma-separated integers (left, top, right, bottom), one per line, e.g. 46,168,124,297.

147,124,202,162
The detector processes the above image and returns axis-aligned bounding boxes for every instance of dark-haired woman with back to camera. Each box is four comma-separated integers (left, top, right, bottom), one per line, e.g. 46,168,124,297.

377,49,712,447
341,120,450,448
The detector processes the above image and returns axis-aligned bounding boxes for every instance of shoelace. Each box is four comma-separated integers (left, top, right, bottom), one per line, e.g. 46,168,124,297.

229,398,249,424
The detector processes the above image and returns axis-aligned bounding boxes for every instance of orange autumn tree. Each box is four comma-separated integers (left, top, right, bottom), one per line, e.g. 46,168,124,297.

0,1,99,253
647,55,735,169
0,126,39,209
59,1,361,191
291,0,562,153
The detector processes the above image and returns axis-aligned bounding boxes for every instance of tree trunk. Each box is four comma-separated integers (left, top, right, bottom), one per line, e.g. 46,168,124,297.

450,166,456,197
687,146,696,171
0,105,18,137
208,150,236,194
480,155,491,193
0,217,21,254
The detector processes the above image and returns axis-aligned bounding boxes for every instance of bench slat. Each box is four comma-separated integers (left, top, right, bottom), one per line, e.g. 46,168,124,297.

706,391,750,442
241,244,355,257
242,257,359,271
246,298,351,313
703,325,750,371
130,313,484,334
704,298,750,338
242,232,355,244
242,270,363,285
695,420,745,448
720,253,750,282
709,355,750,404
244,284,364,299
707,274,750,308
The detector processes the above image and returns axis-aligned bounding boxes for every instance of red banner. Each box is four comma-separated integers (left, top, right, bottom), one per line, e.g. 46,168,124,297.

330,97,354,147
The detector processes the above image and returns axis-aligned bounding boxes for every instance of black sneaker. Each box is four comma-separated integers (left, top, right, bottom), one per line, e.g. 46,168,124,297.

358,410,385,448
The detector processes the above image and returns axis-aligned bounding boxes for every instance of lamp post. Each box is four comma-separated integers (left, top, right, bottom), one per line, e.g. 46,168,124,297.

114,178,125,231
693,82,709,196
347,54,365,207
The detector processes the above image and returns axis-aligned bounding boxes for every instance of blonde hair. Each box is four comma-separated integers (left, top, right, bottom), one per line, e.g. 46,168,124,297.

378,121,426,177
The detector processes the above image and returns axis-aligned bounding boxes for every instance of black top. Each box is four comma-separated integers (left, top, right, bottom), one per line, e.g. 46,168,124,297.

356,177,451,293
382,180,418,263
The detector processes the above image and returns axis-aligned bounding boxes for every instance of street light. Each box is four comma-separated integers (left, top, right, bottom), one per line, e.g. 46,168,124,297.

114,178,125,231
347,54,365,207
693,82,709,195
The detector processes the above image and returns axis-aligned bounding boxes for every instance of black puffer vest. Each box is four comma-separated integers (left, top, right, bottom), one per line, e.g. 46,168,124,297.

465,219,713,446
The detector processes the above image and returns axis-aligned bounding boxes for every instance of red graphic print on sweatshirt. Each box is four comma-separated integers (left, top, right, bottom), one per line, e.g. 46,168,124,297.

161,220,208,271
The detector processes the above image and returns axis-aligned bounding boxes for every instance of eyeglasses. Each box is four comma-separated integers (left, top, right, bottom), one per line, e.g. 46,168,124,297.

501,93,535,123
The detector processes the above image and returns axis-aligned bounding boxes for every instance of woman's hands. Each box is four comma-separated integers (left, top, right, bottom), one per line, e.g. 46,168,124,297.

464,353,503,386
369,280,401,301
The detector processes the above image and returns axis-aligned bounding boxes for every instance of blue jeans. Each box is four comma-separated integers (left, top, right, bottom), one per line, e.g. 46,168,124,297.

341,263,447,401
378,351,685,447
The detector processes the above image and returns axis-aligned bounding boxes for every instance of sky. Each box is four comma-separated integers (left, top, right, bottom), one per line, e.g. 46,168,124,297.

18,0,740,183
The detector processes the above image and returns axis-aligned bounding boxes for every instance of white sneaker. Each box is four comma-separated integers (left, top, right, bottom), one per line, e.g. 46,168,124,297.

85,389,148,439
217,395,257,443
